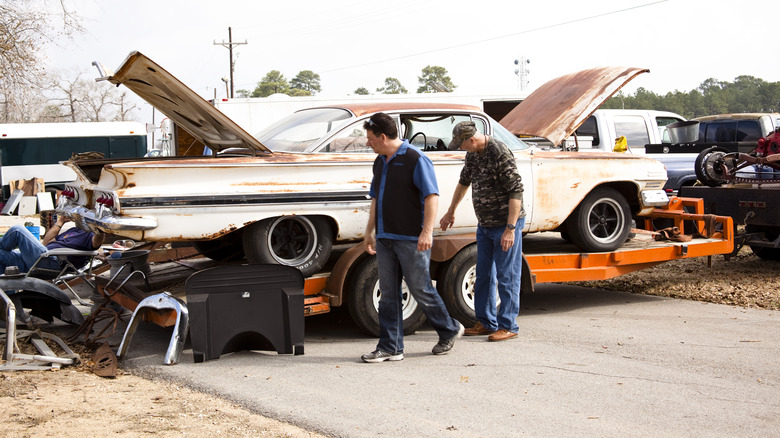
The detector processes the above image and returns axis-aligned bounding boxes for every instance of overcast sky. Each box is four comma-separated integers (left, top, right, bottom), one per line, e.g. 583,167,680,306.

45,0,778,124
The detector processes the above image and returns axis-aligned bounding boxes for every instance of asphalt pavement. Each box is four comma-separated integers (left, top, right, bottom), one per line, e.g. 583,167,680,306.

109,283,779,438
2,214,778,437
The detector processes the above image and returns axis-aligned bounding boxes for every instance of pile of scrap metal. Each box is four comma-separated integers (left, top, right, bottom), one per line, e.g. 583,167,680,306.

0,267,85,327
1,289,80,371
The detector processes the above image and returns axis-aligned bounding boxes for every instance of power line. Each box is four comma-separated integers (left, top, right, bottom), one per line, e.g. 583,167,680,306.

320,0,668,74
213,27,247,98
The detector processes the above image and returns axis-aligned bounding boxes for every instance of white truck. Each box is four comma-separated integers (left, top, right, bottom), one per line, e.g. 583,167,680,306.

519,108,685,152
514,108,692,193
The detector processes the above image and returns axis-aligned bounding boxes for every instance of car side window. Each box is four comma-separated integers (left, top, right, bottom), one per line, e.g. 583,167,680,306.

736,121,762,141
614,115,650,147
574,116,600,147
402,114,485,152
704,121,738,143
656,116,685,143
321,123,371,153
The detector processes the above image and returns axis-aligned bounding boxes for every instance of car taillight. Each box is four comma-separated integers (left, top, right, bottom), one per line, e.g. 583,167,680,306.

96,194,114,208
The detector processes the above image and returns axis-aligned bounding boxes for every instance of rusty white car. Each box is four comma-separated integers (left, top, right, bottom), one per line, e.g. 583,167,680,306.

57,52,669,277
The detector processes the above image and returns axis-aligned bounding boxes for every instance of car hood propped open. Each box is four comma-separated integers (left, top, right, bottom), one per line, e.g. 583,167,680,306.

499,66,649,146
100,51,270,154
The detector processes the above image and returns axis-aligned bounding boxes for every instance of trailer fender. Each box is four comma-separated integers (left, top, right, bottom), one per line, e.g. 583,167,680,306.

324,243,366,307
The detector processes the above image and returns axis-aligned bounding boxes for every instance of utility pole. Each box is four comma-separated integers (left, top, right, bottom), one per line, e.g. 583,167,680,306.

213,27,247,98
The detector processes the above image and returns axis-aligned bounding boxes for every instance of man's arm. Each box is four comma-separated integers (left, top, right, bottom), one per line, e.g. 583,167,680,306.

41,216,70,245
363,198,378,255
500,197,523,252
418,194,438,252
439,183,469,231
91,230,106,249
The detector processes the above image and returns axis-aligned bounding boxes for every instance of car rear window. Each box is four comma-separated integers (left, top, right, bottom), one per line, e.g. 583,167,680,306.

701,120,762,143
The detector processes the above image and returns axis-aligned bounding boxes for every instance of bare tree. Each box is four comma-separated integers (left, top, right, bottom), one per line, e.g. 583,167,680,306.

0,0,82,122
51,72,86,122
114,92,139,121
50,70,139,122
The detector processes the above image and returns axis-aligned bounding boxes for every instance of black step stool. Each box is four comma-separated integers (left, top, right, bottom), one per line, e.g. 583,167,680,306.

185,264,305,363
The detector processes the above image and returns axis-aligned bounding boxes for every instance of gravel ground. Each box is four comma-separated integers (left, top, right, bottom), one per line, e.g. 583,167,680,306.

571,245,780,310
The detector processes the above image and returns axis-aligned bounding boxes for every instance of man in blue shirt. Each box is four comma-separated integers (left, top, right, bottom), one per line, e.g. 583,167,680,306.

360,112,463,363
0,215,104,273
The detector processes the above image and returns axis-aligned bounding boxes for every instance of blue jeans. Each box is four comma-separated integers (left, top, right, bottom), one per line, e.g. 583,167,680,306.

0,225,60,273
474,217,525,333
375,238,460,354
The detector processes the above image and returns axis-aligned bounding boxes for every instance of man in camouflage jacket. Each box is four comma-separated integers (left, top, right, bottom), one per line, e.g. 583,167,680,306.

440,121,525,342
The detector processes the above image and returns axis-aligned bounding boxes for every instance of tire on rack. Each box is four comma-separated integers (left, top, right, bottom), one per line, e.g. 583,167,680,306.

437,244,479,327
193,230,246,262
346,255,426,337
242,216,332,277
565,187,632,253
694,146,731,187
745,224,780,261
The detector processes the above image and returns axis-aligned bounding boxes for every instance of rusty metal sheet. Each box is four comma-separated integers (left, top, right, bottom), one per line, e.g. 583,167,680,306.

499,67,649,146
106,51,270,154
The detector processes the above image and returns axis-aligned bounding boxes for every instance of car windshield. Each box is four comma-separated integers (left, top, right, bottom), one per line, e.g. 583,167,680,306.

490,116,531,151
254,108,352,152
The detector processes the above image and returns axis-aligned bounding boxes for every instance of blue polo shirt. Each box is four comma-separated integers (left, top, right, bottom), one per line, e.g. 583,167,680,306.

369,140,438,241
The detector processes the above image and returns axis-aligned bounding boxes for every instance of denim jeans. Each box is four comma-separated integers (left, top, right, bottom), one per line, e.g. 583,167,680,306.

474,217,525,333
0,225,60,273
375,238,460,354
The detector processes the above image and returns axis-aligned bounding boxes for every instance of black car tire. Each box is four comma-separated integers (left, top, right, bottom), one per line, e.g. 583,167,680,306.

243,216,332,277
346,255,426,337
437,245,479,327
746,225,780,261
566,187,632,252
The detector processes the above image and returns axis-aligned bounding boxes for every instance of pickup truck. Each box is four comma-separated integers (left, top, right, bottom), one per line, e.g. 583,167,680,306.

512,108,692,193
516,109,685,152
646,113,780,192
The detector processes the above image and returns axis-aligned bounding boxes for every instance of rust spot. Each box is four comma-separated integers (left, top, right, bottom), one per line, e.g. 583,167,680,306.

500,67,649,145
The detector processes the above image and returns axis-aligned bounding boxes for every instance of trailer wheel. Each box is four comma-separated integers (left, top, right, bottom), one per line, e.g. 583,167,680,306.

193,230,245,262
243,216,332,277
346,255,426,337
746,225,780,261
566,187,631,252
438,245,479,327
694,146,732,187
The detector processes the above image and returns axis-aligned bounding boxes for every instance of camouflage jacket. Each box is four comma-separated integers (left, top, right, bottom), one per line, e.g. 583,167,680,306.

458,136,525,227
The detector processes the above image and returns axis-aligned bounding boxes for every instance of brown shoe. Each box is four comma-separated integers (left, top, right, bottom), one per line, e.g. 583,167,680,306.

464,322,496,336
488,329,518,342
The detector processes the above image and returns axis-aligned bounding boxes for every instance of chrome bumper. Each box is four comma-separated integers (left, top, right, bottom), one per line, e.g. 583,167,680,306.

57,204,157,232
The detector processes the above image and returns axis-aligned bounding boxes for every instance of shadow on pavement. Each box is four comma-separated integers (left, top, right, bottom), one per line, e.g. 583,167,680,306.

520,283,666,316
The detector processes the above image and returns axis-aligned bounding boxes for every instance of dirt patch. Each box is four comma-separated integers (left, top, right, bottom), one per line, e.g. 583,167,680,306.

571,246,780,310
1,330,324,437
0,368,323,438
